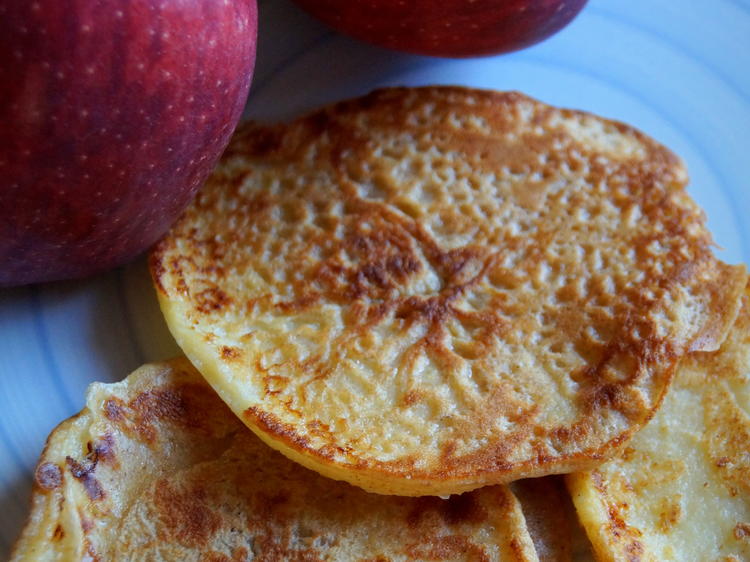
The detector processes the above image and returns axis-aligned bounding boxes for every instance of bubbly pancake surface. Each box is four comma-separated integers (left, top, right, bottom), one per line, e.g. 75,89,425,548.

12,358,540,562
151,86,746,495
567,290,750,562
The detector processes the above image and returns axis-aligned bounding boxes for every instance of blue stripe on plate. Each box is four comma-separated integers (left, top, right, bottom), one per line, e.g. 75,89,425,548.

116,269,146,366
0,421,31,556
590,5,750,99
29,287,77,413
726,0,750,13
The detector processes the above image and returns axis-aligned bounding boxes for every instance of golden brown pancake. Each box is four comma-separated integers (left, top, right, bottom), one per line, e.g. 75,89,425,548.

11,358,541,561
567,289,750,561
150,86,747,495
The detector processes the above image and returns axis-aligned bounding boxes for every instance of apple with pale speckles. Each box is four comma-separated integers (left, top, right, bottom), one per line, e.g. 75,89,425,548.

0,0,257,286
292,0,587,57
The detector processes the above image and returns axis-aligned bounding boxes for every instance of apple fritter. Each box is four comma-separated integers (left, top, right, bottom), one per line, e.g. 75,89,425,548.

568,289,750,562
151,87,747,495
11,358,540,562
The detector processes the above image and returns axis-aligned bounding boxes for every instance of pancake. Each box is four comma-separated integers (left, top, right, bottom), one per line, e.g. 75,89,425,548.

567,289,750,561
150,86,747,495
11,358,541,561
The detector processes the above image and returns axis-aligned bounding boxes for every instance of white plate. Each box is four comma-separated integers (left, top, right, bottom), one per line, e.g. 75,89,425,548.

2,0,749,554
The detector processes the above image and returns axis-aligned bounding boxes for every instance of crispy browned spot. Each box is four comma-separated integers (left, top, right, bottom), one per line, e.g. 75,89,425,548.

735,522,750,540
66,456,105,501
128,382,223,442
91,433,117,466
588,471,645,558
406,535,489,561
244,407,318,458
221,346,241,360
103,398,125,422
84,538,100,562
35,462,62,491
232,547,250,561
402,390,422,406
195,287,232,313
153,479,222,549
509,538,528,562
656,497,681,533
200,553,230,562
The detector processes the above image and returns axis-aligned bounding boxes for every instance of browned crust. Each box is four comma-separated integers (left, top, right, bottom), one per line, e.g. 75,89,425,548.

244,401,652,485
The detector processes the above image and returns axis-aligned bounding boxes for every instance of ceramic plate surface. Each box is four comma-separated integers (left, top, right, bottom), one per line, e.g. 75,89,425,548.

2,0,749,555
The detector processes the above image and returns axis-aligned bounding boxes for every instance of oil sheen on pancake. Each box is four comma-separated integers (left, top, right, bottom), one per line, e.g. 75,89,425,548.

567,289,750,561
150,86,747,495
11,358,540,561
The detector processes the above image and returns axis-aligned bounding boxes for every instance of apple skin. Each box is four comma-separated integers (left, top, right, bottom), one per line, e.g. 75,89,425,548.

292,0,587,57
0,0,257,287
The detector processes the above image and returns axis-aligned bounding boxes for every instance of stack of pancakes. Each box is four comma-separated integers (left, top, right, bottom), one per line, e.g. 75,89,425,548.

13,87,750,561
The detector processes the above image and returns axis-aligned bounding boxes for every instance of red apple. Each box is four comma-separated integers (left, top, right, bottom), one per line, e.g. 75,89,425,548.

292,0,587,57
0,0,257,287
